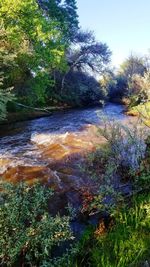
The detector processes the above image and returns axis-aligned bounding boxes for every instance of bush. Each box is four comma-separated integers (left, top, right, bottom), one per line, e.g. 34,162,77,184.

98,121,147,171
126,72,150,107
0,182,73,266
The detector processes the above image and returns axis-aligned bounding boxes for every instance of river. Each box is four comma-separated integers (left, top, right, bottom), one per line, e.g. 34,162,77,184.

0,103,134,213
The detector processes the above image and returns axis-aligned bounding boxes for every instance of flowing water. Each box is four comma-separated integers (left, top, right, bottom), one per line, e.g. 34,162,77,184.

0,103,133,213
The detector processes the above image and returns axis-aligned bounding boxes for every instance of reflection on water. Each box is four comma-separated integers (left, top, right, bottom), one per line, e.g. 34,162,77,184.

0,104,129,205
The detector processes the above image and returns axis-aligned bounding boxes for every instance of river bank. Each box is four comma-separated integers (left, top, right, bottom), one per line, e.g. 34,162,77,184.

1,102,106,126
0,103,149,266
0,105,72,125
0,103,136,216
0,103,126,195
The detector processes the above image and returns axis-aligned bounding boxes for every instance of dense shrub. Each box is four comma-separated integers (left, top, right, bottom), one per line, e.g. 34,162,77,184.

127,72,150,107
0,182,73,266
98,122,147,171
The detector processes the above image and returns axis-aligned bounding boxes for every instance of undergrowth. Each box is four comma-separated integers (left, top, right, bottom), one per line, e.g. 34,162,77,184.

0,182,74,266
70,192,150,267
73,122,150,267
0,122,150,267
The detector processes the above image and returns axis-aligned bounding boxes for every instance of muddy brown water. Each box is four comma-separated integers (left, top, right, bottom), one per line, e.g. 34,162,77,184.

0,103,136,214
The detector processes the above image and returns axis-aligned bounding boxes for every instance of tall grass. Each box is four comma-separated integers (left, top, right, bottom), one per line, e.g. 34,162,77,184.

72,193,150,267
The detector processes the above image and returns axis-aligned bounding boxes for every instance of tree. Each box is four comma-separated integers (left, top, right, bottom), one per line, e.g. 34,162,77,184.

60,71,106,106
116,55,150,106
100,72,128,102
106,55,149,104
119,55,147,79
61,30,111,92
0,28,15,119
37,0,79,41
0,0,69,104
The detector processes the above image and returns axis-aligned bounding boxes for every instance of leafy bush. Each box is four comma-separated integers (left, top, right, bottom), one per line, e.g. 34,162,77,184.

98,121,147,171
0,182,73,266
126,72,150,107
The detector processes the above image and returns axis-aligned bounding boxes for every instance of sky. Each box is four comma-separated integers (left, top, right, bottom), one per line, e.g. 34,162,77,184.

76,0,150,67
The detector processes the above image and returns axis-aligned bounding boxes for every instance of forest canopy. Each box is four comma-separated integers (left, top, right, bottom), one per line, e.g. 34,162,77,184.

0,0,111,119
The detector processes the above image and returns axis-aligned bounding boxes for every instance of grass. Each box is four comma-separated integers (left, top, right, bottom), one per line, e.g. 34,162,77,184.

71,192,150,267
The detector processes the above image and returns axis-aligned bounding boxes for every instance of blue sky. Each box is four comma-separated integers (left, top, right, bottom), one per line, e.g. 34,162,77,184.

76,0,150,67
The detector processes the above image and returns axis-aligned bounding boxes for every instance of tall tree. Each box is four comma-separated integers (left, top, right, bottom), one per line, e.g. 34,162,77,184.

0,0,69,103
119,55,147,79
37,0,79,41
61,30,111,92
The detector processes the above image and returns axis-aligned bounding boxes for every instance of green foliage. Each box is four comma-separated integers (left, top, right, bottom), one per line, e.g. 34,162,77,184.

0,182,73,266
0,72,14,120
0,0,69,105
1,0,66,67
120,55,146,79
38,0,79,41
71,123,150,267
60,30,111,102
127,72,150,107
0,89,12,119
106,74,128,102
81,122,149,218
0,0,112,110
71,193,150,267
92,195,150,267
98,121,147,172
60,71,106,106
26,72,54,106
40,244,79,267
105,55,150,106
76,120,150,266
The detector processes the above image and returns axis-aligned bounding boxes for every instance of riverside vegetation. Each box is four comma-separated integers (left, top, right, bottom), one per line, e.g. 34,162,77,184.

1,2,150,121
0,120,150,266
69,122,150,267
0,0,150,266
0,0,111,121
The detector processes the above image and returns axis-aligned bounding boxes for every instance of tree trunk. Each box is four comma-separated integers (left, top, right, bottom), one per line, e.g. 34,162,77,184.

60,70,70,94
